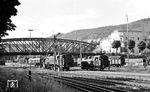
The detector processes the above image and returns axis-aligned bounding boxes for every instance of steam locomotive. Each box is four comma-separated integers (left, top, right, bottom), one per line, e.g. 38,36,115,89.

81,55,125,71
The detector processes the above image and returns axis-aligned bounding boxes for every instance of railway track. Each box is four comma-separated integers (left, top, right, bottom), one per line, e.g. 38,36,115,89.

53,76,130,92
29,71,150,92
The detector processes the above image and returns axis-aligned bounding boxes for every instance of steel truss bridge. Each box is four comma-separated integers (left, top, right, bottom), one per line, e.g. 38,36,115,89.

0,38,97,55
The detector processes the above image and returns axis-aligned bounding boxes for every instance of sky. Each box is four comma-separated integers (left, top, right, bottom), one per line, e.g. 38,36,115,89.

4,0,150,38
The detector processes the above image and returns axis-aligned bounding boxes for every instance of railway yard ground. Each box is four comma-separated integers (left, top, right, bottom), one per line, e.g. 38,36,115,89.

1,62,150,92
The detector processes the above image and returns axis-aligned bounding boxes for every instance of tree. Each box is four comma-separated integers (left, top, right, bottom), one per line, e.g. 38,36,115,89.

90,40,94,44
147,41,150,50
124,41,127,47
112,40,121,53
137,41,146,53
0,0,20,41
90,40,99,45
128,40,135,52
120,47,127,53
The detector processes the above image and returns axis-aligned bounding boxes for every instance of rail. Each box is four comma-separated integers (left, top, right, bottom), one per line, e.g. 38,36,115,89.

53,76,130,92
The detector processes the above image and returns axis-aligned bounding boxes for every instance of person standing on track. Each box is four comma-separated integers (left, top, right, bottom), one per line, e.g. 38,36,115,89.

143,57,147,70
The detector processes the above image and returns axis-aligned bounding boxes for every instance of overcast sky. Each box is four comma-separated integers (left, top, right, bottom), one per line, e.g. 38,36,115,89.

5,0,150,38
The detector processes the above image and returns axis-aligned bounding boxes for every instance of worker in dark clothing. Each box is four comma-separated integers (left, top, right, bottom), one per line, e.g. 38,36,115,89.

120,55,126,66
28,70,32,81
143,58,147,70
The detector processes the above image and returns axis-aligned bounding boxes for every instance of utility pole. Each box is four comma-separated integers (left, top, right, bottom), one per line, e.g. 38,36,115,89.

126,15,129,61
80,43,82,63
53,33,61,71
28,29,33,70
54,35,56,71
28,29,33,81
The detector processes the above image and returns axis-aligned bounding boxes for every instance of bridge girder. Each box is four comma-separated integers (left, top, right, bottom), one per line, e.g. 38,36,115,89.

0,38,96,55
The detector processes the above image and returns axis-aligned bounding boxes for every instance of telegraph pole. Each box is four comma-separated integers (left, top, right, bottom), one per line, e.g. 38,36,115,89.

80,43,82,63
126,15,129,61
28,29,33,81
53,33,61,71
28,29,33,70
54,35,56,71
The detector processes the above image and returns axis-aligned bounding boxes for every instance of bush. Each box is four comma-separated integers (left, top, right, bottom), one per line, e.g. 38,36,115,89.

127,55,145,59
